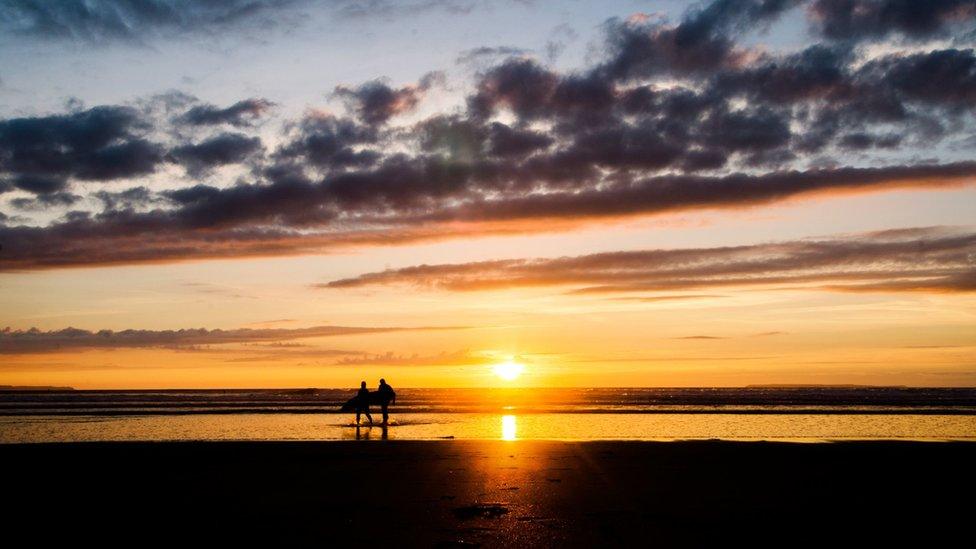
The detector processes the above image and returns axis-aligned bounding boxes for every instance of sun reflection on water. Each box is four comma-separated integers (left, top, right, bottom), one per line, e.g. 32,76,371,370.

501,415,517,440
3,412,976,443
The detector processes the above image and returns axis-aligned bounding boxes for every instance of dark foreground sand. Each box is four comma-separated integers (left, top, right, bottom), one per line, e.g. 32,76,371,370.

3,440,974,547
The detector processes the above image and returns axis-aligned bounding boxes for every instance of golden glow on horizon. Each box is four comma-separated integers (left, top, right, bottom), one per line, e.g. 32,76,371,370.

1,242,975,389
493,360,525,381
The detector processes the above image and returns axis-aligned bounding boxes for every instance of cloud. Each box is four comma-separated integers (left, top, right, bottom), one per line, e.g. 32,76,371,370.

0,0,304,44
0,105,163,185
456,46,530,64
0,324,469,354
333,0,497,21
408,162,976,224
5,174,67,195
91,186,163,211
179,98,276,127
2,0,976,270
468,58,563,119
321,226,976,294
168,133,264,175
599,0,801,80
333,73,442,126
9,191,81,210
611,295,727,302
274,113,379,169
856,48,976,109
808,0,976,43
2,161,975,270
334,349,496,366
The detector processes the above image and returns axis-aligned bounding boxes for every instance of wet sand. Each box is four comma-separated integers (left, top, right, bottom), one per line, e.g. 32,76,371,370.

3,440,974,546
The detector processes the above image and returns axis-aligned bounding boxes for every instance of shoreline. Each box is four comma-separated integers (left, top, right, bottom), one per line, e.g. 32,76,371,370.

4,407,976,415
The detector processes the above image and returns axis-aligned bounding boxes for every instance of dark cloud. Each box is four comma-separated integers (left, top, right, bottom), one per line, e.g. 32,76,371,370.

0,0,303,44
857,48,976,108
275,114,379,169
837,132,902,150
2,0,976,270
321,227,976,294
1,160,974,270
486,123,553,157
600,1,800,80
180,98,275,127
6,174,67,195
160,176,324,230
168,133,264,175
701,107,792,152
10,191,81,210
334,73,442,126
468,58,620,122
412,162,976,224
710,45,853,105
74,138,164,180
0,324,469,354
809,0,976,42
0,105,162,184
469,58,560,119
92,186,162,211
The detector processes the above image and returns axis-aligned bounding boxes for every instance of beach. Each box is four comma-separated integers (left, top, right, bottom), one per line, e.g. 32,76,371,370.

4,440,974,546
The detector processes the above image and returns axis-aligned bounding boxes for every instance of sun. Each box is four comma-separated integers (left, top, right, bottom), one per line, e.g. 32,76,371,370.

492,360,525,381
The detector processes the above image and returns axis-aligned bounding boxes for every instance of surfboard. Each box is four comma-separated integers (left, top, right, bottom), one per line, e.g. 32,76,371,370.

339,390,394,412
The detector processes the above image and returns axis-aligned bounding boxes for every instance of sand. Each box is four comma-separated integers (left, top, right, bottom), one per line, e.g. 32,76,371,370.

3,440,973,546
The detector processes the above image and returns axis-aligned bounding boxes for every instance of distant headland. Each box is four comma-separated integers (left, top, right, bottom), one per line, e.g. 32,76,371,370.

745,384,910,389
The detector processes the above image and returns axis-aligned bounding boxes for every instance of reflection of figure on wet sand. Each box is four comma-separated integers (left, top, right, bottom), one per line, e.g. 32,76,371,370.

354,424,388,440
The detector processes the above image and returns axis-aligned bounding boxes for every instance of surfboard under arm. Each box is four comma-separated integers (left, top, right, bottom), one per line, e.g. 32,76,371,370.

339,391,394,412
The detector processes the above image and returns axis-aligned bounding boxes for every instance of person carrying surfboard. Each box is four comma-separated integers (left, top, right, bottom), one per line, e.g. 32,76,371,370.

355,381,373,425
377,378,396,424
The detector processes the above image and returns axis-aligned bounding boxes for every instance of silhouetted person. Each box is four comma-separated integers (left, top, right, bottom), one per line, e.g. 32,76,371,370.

377,378,396,424
355,381,372,425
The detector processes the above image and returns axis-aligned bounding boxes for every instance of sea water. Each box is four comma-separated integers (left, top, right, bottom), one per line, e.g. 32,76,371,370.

1,387,974,442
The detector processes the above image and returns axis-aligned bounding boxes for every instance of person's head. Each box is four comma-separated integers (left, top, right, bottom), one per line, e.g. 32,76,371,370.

380,378,386,385
360,381,366,389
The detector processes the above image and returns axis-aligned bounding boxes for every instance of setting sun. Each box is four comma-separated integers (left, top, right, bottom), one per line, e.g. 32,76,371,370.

492,360,525,381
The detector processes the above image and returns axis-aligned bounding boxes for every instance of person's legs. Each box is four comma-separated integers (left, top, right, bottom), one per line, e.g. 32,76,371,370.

381,404,389,424
356,411,361,424
365,411,372,424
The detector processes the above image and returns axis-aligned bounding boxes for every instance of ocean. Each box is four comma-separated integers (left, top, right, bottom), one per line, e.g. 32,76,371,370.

2,387,975,442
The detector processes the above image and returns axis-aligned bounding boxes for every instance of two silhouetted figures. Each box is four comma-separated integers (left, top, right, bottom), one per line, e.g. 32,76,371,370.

352,378,396,426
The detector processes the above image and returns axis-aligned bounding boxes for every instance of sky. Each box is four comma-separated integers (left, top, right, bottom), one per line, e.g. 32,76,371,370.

0,0,974,389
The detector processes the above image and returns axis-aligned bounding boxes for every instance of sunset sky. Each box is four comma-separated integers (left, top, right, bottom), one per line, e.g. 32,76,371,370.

1,0,974,389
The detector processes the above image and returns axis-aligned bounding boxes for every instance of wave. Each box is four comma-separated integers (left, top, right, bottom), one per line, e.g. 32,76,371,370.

2,387,975,416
